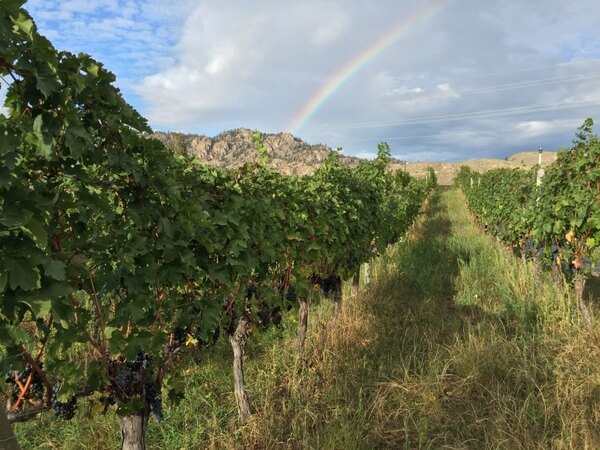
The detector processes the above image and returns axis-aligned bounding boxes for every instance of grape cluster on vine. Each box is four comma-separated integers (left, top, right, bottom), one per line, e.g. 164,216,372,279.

5,363,45,403
321,274,341,297
91,351,164,422
109,351,152,401
172,327,188,348
50,384,78,420
144,382,163,422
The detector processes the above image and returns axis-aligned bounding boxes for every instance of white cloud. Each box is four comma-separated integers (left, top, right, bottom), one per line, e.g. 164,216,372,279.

515,119,582,139
311,12,349,45
21,0,600,161
436,83,458,98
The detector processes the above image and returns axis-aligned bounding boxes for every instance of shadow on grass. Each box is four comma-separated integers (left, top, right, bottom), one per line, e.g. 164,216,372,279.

368,189,483,335
357,189,557,449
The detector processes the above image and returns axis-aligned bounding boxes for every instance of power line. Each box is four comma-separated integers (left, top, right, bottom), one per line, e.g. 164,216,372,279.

327,98,600,129
459,71,600,95
448,58,600,81
344,122,580,142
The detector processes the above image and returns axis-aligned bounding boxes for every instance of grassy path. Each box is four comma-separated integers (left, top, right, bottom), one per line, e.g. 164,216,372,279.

237,187,598,449
15,189,600,449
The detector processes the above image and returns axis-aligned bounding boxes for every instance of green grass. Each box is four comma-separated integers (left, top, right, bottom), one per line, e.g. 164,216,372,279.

13,188,600,449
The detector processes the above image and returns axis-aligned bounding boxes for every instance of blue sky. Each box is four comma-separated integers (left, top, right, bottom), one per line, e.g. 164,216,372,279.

23,0,600,162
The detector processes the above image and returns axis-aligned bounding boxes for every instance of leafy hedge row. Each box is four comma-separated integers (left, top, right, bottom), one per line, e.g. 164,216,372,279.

0,1,433,445
455,119,600,296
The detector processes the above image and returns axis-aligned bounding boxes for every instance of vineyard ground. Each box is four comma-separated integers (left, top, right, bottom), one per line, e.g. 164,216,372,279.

14,189,600,449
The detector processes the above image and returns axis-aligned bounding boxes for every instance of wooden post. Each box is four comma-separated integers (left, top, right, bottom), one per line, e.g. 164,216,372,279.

119,412,147,450
574,273,592,330
536,168,545,187
363,262,371,286
536,148,544,205
230,316,252,423
551,261,563,288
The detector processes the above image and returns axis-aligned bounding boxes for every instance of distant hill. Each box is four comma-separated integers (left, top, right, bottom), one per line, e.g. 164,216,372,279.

396,151,557,186
154,129,557,184
153,128,365,175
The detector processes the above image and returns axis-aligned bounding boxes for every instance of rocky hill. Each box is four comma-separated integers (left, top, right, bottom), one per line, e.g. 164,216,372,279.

154,129,557,184
153,128,365,176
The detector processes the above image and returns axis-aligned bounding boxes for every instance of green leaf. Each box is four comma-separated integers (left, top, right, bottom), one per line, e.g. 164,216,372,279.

0,207,33,227
0,271,7,292
22,219,48,250
8,261,41,291
36,73,61,98
543,223,552,234
12,12,34,38
23,298,52,317
0,128,19,156
32,115,52,157
86,360,105,392
116,397,144,416
43,259,66,281
64,126,90,158
7,325,31,345
108,327,126,352
157,216,174,238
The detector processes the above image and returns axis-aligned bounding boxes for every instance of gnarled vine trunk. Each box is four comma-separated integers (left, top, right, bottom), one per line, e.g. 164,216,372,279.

296,297,309,357
574,273,592,331
0,409,20,450
119,412,147,450
364,262,372,286
551,262,563,288
230,316,252,423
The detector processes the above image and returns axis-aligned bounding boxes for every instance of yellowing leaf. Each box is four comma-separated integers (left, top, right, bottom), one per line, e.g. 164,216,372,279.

565,230,575,243
185,334,198,347
86,63,99,77
12,13,34,37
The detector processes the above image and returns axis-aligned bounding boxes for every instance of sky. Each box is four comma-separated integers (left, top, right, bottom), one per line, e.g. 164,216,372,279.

21,0,600,162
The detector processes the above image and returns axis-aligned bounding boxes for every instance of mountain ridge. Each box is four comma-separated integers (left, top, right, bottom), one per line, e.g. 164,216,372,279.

153,128,557,184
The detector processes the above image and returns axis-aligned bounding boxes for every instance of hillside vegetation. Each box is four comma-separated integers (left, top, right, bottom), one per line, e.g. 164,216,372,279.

156,130,557,184
153,129,364,176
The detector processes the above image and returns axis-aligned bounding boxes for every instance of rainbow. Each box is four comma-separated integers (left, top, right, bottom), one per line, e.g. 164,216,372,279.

287,0,451,134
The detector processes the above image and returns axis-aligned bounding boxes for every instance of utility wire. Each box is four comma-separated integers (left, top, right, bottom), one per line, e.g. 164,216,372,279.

459,71,600,95
345,122,579,142
328,98,600,129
